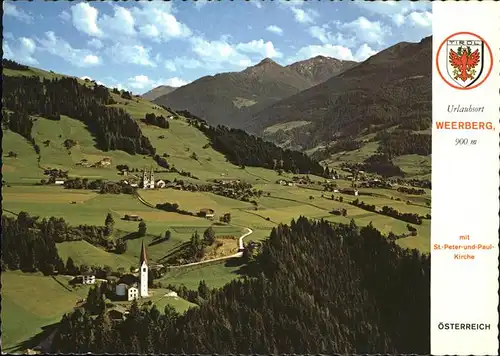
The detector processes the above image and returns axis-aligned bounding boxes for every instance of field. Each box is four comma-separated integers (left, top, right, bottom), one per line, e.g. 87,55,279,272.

263,120,312,134
0,270,197,352
2,64,432,350
0,272,88,352
323,137,431,180
159,259,246,290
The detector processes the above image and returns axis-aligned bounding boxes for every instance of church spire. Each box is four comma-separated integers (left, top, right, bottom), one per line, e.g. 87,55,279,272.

140,240,148,266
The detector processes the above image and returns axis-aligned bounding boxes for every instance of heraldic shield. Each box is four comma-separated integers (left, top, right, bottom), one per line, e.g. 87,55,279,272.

446,39,484,88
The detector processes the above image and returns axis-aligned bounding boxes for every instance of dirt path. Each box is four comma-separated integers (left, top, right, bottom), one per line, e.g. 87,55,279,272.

168,227,253,269
133,192,253,268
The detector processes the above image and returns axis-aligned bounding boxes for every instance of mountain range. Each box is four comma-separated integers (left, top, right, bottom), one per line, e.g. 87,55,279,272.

152,36,431,153
142,85,178,101
153,56,356,128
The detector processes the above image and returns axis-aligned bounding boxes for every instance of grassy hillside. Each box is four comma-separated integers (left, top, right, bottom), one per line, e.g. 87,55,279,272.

2,62,431,351
1,272,88,352
2,63,431,253
141,85,177,101
247,37,432,176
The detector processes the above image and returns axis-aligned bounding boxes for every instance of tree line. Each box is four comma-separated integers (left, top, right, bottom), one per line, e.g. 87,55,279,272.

2,75,155,156
1,212,128,276
397,186,426,195
350,199,423,225
155,202,193,216
63,177,135,194
143,113,170,129
179,110,328,176
313,138,363,161
1,212,65,275
167,228,217,265
361,154,405,177
2,58,30,70
375,130,431,157
51,217,430,354
2,110,40,154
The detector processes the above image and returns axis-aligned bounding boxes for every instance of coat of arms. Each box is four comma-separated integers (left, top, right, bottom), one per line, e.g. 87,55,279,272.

446,39,484,88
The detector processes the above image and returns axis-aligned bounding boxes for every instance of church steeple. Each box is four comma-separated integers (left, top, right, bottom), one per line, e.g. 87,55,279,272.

140,240,148,266
139,240,149,297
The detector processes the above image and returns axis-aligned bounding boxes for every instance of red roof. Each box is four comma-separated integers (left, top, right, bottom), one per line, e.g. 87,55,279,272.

140,240,148,265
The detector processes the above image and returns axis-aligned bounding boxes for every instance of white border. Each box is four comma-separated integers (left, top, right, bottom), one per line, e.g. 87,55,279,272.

431,2,500,355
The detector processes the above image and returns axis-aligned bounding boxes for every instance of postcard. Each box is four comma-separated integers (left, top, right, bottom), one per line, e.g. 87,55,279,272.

1,1,498,355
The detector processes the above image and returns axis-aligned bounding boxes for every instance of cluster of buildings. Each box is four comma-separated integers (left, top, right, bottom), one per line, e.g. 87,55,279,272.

122,167,166,189
75,157,112,168
73,241,151,302
339,187,359,196
277,179,295,186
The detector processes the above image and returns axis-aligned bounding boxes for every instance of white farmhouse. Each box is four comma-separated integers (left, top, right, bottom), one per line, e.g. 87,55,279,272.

82,274,96,285
156,179,166,188
128,287,139,301
76,273,96,285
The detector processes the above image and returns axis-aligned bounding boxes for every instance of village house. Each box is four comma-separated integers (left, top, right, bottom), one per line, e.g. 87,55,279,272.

72,272,96,285
220,179,241,185
128,287,139,301
277,179,294,186
330,208,342,216
108,308,127,321
94,158,112,168
198,208,215,219
124,214,141,221
156,179,166,188
115,282,139,301
81,273,96,284
340,188,359,196
292,177,309,184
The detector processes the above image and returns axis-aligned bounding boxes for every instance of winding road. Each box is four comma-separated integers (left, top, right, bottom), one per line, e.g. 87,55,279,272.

133,191,254,269
168,227,253,269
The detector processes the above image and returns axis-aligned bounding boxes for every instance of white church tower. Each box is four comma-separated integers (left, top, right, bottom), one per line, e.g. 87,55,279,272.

139,240,149,297
142,168,149,189
149,167,155,188
141,166,155,189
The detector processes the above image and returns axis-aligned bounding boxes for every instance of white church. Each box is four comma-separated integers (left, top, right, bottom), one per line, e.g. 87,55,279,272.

142,167,155,189
141,166,166,189
115,241,149,301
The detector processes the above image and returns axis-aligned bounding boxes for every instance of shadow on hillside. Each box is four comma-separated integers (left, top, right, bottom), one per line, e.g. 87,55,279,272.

12,322,59,353
51,275,73,292
224,258,259,278
158,242,191,263
149,237,169,247
122,232,139,241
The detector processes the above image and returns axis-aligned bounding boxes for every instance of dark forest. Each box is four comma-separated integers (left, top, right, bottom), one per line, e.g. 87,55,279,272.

51,217,430,354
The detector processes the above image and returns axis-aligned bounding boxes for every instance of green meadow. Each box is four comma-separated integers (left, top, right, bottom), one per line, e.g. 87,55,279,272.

2,64,431,351
1,272,88,352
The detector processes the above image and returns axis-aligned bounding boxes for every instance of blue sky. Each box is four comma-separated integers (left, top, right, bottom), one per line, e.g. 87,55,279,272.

3,0,432,94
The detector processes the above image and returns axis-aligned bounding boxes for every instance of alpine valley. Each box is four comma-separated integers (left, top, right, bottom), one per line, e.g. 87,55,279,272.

2,2,432,355
154,36,432,177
